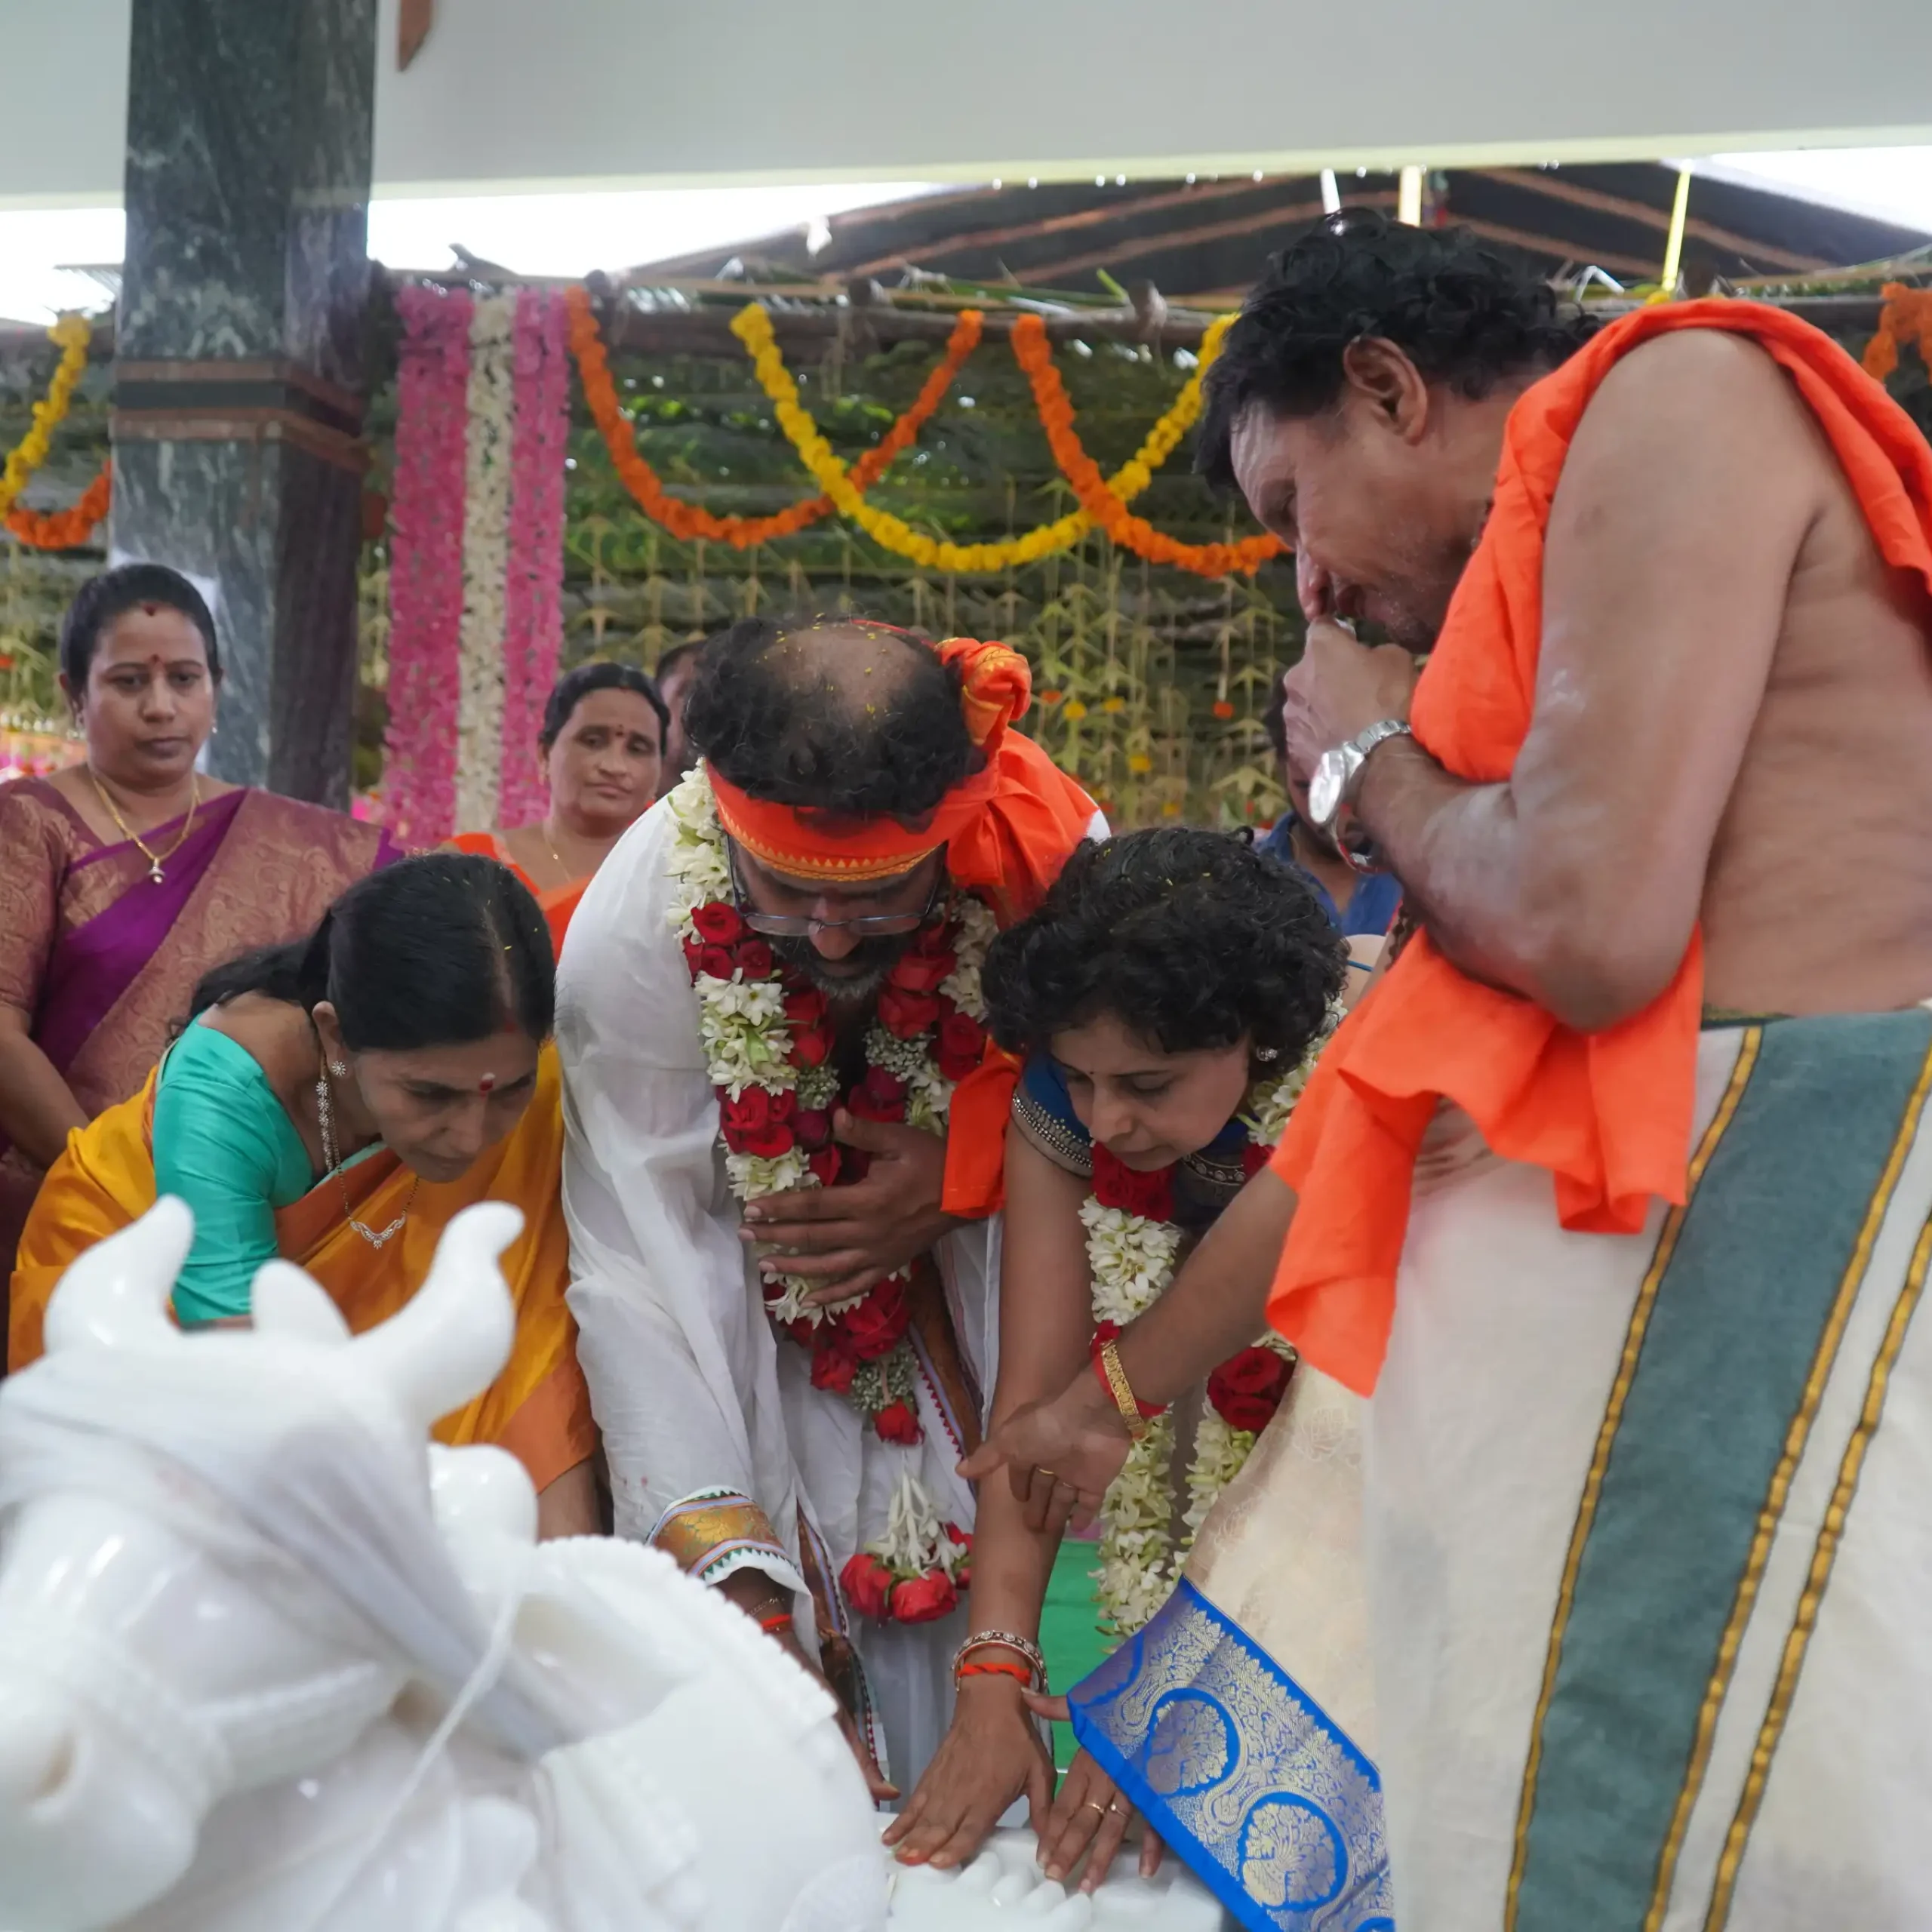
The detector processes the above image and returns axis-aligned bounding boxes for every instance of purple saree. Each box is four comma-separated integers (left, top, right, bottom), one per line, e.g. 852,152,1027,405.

0,778,399,1275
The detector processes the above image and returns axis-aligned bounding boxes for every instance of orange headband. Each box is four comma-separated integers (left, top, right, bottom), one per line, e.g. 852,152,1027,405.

707,636,1032,884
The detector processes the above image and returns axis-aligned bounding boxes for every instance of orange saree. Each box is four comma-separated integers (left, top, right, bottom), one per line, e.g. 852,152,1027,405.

9,1048,595,1491
448,831,585,955
1268,299,1932,1395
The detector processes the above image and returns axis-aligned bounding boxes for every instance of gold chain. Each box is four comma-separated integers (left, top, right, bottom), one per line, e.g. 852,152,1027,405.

315,1063,417,1249
87,768,201,884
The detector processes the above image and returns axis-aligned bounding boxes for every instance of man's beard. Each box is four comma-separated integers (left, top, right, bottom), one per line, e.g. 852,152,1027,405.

770,931,913,1007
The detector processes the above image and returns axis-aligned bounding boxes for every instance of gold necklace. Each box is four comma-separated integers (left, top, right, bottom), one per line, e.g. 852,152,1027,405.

315,1062,417,1249
88,768,201,885
540,818,575,881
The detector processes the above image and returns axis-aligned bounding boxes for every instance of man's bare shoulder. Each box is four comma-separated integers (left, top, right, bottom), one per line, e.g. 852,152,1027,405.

1580,326,1822,451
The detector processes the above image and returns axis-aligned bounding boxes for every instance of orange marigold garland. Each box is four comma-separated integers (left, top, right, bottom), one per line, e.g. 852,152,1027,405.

565,284,982,548
5,460,112,549
1010,313,1283,579
1862,284,1932,383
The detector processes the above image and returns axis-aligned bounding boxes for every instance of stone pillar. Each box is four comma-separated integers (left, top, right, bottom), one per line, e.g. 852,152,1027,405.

111,0,378,806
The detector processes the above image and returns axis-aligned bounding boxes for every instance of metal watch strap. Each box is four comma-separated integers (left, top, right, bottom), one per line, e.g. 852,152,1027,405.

1340,717,1411,809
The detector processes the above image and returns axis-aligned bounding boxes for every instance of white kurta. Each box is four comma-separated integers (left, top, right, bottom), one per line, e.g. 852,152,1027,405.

555,796,1001,1787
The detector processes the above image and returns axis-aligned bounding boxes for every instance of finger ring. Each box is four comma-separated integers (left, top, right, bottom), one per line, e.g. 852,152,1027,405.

1036,1468,1057,1481
1081,1800,1108,1817
1107,1800,1125,1814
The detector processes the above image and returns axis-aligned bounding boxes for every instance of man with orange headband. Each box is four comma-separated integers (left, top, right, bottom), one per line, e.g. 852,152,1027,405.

962,213,1932,1927
556,615,1100,1796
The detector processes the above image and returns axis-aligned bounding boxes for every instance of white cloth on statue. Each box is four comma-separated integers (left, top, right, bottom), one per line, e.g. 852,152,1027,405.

556,796,998,1789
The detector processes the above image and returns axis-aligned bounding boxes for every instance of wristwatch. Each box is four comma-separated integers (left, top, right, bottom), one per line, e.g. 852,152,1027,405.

1308,717,1411,837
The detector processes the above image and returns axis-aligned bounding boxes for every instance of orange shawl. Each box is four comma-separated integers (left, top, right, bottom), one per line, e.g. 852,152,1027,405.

9,1048,595,1491
1269,300,1932,1395
448,831,586,956
709,635,1100,1214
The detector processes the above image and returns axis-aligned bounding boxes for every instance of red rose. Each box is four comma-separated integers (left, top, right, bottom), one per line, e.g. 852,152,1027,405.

911,920,956,958
691,943,737,981
734,937,775,980
934,1009,987,1082
691,903,744,944
808,1146,843,1186
810,1329,860,1395
1241,1141,1274,1180
841,1278,912,1361
1207,1345,1294,1434
889,1570,959,1623
784,987,829,1029
878,984,943,1040
848,1066,908,1124
784,1314,817,1347
873,1399,922,1445
793,1107,834,1149
888,949,955,995
1092,1144,1176,1221
840,1552,896,1621
721,1086,797,1158
791,1024,834,1068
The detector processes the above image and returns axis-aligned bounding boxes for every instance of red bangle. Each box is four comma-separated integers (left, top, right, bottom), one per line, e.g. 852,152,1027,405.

1089,1322,1165,1419
759,1611,794,1635
958,1659,1033,1684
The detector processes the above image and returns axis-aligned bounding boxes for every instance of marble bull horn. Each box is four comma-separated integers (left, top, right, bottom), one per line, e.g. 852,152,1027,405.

347,1202,522,1433
43,1196,194,1353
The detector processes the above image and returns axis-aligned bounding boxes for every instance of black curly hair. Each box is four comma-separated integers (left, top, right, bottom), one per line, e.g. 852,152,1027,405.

1197,209,1598,494
683,614,978,823
982,827,1345,1066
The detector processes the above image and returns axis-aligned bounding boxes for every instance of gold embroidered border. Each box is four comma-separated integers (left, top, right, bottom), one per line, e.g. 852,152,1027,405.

1503,1027,1761,1930
1642,1035,1932,1927
651,1491,786,1578
1700,1209,1932,1929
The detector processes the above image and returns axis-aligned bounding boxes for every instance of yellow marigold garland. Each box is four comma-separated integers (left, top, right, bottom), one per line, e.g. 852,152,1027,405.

0,315,93,519
567,285,982,548
732,303,1238,574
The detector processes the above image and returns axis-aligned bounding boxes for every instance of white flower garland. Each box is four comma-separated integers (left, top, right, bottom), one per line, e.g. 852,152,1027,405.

453,290,515,832
1088,1011,1338,1637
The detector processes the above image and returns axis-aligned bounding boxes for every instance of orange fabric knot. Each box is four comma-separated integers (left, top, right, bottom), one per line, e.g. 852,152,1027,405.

938,636,1032,752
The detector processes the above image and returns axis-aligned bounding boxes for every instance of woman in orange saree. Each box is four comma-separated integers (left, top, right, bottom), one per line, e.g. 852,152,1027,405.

451,661,666,953
9,854,595,1528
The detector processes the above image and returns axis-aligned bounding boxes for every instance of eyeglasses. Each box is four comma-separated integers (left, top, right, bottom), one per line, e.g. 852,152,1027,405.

726,840,943,939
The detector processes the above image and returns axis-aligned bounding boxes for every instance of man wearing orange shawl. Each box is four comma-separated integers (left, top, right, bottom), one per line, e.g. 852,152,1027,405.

556,617,1100,1795
968,214,1932,1927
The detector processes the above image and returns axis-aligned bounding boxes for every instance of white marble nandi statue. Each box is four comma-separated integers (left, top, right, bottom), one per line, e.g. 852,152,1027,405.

0,1199,1230,1932
0,1198,886,1932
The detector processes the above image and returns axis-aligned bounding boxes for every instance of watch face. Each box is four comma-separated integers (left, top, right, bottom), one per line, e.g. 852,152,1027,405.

1309,749,1347,828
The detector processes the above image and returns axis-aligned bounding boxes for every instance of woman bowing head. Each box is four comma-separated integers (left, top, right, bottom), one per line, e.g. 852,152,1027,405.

9,854,598,1534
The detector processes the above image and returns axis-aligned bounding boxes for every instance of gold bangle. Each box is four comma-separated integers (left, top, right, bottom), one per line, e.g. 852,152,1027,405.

1099,1337,1153,1443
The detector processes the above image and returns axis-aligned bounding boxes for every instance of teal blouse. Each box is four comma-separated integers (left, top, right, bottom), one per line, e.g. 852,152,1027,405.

152,1022,316,1324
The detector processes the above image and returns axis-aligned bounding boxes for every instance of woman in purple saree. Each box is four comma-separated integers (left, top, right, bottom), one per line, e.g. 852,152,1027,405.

0,565,398,1281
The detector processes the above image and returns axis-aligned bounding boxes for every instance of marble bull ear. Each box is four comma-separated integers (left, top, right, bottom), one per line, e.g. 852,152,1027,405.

250,1260,353,1346
347,1202,521,1433
43,1197,193,1354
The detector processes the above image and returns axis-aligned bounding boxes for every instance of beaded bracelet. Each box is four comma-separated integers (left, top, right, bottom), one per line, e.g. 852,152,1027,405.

952,1630,1048,1690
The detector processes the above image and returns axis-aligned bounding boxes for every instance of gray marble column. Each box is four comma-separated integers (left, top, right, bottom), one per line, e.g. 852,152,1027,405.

112,0,378,807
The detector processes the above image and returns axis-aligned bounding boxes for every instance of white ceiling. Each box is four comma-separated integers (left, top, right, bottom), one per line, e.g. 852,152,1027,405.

11,0,1932,208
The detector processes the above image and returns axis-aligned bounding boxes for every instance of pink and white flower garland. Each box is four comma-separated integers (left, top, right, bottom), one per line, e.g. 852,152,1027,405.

385,283,572,844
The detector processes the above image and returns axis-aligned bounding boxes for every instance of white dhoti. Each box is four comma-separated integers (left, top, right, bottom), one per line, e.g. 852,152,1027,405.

556,799,998,1789
1373,1009,1932,1930
1069,1367,1391,1930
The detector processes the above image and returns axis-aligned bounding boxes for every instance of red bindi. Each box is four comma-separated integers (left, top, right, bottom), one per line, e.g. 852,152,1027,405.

478,1073,497,1094
141,602,158,616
